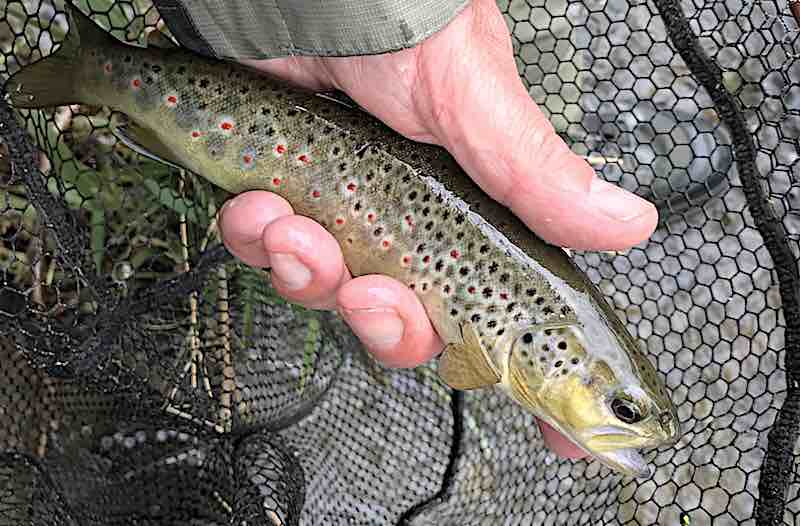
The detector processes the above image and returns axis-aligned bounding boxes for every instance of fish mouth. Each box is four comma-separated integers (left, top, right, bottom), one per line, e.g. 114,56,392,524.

579,426,652,478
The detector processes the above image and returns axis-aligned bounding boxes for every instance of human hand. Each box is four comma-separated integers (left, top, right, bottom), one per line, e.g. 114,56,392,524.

219,0,657,458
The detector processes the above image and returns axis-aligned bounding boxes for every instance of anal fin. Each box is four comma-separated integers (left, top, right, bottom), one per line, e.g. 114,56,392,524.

113,121,186,171
438,323,501,390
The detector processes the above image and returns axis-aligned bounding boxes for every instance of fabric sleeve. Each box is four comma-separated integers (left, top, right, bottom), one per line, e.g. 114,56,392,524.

151,0,470,60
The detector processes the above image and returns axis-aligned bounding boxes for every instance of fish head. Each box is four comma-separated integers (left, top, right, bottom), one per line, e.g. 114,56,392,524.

502,320,679,477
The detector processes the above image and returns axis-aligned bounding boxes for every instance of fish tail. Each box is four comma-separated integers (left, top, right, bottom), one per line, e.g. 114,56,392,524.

5,3,114,108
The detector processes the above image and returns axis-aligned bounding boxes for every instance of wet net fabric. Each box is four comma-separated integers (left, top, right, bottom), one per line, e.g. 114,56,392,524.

0,0,798,525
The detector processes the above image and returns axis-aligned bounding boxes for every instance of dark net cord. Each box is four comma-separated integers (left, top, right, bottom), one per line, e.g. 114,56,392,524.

653,0,800,523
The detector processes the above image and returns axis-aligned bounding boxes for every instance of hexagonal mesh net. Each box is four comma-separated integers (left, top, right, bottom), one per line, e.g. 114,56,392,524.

0,0,798,524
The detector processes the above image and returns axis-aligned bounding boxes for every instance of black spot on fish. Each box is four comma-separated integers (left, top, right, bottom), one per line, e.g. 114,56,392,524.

287,108,298,117
571,358,579,364
558,341,567,350
487,320,497,329
424,222,434,232
435,260,444,272
304,114,315,124
536,297,545,306
383,163,393,172
338,162,348,172
459,267,470,276
455,214,465,224
354,202,362,211
496,329,505,336
261,107,271,116
384,184,391,192
422,207,430,216
366,171,375,182
442,210,450,220
526,288,537,297
506,302,516,313
499,273,509,284
333,147,341,156
248,124,257,134
265,126,275,137
373,227,383,237
471,314,481,323
177,65,185,74
402,173,411,183
240,86,249,95
408,191,418,201
480,245,490,254
543,306,554,315
434,232,444,241
555,361,563,367
124,55,132,63
151,64,162,73
522,333,533,344
199,78,209,88
482,288,493,298
450,309,458,316
422,193,431,202
488,262,499,274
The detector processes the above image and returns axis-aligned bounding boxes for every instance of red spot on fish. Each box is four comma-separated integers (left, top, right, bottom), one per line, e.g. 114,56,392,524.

242,154,253,164
468,286,476,294
367,213,375,223
405,215,414,227
346,183,357,192
272,178,281,186
104,63,112,74
191,131,201,138
275,144,286,154
297,154,310,164
167,95,177,104
450,250,460,259
220,121,233,131
402,255,411,266
381,239,391,249
335,217,345,225
422,255,431,264
500,293,508,300
312,190,321,198
131,78,141,89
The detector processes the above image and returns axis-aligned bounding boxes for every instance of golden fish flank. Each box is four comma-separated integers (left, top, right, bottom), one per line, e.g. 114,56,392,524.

6,3,680,477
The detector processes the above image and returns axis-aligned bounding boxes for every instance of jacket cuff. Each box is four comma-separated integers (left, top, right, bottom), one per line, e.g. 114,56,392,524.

152,0,469,60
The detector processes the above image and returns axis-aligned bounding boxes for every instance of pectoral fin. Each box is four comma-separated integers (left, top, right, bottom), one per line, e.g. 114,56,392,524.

113,122,186,171
438,323,500,390
145,28,179,49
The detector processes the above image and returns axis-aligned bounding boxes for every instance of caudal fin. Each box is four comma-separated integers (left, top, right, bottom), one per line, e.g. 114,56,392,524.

4,3,115,108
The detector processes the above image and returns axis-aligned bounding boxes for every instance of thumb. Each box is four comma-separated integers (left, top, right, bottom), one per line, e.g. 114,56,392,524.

417,0,657,251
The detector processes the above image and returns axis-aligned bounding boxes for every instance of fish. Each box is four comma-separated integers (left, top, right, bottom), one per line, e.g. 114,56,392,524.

6,3,680,477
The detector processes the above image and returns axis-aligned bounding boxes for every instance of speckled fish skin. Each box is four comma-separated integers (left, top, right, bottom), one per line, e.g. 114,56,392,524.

7,6,679,477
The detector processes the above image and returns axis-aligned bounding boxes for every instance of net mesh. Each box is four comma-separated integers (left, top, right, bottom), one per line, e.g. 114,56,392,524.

0,0,798,524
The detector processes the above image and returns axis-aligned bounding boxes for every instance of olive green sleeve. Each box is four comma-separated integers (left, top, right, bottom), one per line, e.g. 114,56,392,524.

152,0,470,60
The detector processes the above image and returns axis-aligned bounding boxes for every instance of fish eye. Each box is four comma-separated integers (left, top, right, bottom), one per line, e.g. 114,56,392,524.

611,398,643,424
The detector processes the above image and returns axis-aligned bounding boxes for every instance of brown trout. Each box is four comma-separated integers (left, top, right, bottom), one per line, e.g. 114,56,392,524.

7,4,679,477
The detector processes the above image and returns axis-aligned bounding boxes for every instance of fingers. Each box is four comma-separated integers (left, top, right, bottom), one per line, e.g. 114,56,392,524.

219,192,442,368
416,0,658,251
261,215,350,310
337,275,443,368
537,420,588,459
218,191,293,268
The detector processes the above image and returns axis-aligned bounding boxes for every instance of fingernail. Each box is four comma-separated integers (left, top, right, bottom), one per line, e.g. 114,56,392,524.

590,178,652,222
270,253,311,290
340,308,404,351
